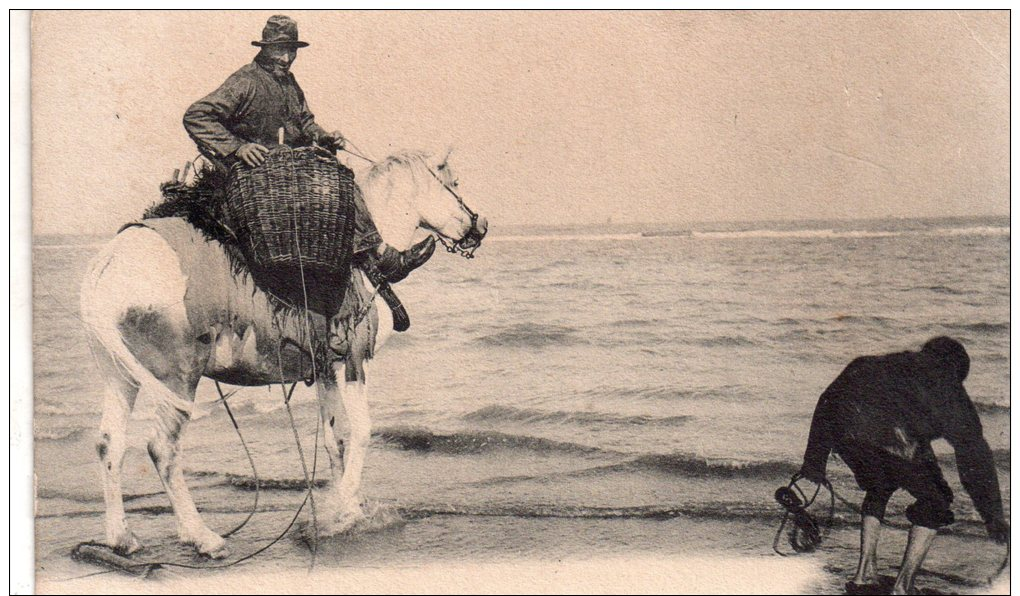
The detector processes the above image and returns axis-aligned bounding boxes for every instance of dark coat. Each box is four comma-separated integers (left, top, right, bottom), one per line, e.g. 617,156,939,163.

800,337,1004,526
183,60,328,162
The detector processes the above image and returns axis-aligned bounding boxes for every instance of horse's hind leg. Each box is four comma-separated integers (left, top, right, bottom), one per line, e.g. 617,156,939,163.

117,307,222,556
91,338,142,554
146,374,228,558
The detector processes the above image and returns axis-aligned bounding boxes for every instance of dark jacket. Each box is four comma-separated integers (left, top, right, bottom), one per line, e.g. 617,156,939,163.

800,337,1004,526
183,60,328,162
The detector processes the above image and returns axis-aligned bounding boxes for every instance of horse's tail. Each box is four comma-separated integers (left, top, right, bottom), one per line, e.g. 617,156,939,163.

79,230,195,415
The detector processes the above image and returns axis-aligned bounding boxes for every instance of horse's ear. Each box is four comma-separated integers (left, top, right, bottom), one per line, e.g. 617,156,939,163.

441,146,453,165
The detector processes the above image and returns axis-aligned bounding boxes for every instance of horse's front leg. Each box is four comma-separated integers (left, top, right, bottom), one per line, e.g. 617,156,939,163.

318,357,371,530
315,375,345,486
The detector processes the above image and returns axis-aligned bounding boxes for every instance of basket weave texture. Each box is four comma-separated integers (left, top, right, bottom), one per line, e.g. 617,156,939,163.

224,146,358,314
226,146,356,270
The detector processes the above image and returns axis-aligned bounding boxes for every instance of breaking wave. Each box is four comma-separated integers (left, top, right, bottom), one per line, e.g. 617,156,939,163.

402,502,783,522
828,314,894,326
372,427,601,455
923,285,966,295
610,453,801,480
939,322,1009,335
471,453,802,485
689,335,756,348
474,323,585,348
471,225,1007,244
689,226,1009,241
35,427,86,442
572,384,750,402
463,405,692,427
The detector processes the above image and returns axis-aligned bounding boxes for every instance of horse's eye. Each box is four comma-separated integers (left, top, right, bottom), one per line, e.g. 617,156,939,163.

452,179,459,188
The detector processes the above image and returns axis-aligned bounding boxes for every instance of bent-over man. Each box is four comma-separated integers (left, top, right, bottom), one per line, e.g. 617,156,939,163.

798,336,1008,595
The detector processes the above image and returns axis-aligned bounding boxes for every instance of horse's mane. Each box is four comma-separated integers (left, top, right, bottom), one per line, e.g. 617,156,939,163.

362,152,433,189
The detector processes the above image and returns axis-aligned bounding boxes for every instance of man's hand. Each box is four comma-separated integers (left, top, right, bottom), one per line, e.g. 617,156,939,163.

320,130,346,152
986,517,1010,544
235,143,269,167
798,465,826,486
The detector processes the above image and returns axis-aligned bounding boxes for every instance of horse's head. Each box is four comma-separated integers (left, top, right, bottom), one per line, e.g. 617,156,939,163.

361,150,487,255
420,150,488,255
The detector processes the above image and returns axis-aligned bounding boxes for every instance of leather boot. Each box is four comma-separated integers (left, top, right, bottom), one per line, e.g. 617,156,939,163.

361,263,411,332
355,237,435,332
374,236,436,284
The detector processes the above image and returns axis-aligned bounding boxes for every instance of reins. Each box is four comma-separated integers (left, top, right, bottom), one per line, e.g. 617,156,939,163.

214,382,259,538
340,142,480,259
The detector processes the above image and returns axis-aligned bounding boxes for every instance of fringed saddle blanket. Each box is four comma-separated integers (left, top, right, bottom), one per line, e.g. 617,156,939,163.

144,157,358,317
123,217,377,386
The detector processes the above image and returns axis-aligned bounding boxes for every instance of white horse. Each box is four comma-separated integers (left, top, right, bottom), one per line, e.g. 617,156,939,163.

80,152,486,558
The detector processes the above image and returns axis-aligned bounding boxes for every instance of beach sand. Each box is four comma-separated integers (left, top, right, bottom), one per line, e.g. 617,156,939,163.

35,499,1009,594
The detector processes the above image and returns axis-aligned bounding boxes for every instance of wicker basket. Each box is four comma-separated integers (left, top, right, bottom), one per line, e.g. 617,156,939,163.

225,146,358,314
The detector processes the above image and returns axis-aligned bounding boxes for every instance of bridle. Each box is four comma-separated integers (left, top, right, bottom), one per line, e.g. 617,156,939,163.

425,164,484,259
338,144,485,259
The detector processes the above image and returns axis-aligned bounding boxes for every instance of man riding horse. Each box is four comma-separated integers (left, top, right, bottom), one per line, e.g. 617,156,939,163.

183,15,434,329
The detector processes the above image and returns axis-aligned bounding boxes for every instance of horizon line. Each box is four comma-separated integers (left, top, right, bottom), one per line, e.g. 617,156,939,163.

32,212,1011,238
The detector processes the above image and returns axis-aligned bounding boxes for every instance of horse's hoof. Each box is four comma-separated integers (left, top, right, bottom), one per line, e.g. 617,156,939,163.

182,531,228,559
318,492,373,535
200,543,231,560
328,508,367,535
108,531,144,556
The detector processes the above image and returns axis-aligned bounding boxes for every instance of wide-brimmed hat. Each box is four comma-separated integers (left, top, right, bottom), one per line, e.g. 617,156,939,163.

252,15,309,48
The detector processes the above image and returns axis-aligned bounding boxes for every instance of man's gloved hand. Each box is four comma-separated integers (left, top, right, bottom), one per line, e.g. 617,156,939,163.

320,130,346,152
986,517,1010,544
235,143,269,167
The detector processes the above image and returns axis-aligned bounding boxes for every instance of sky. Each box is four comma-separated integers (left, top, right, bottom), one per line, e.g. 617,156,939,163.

31,10,1010,235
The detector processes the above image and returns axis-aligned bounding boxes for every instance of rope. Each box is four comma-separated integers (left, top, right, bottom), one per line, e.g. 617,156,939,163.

340,145,376,165
282,380,319,569
772,474,835,556
58,380,319,582
286,146,322,566
213,381,259,538
60,486,315,580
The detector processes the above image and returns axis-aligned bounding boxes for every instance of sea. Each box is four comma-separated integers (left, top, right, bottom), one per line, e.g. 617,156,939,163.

32,215,1010,594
